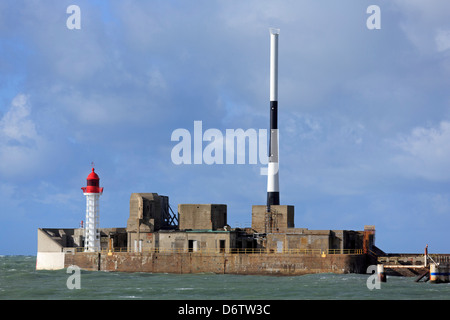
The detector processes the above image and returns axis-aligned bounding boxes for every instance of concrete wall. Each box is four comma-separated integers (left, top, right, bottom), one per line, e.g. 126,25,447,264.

252,205,294,233
65,252,100,271
178,204,227,231
36,229,67,270
38,227,126,254
127,231,157,252
265,231,331,252
158,230,235,253
127,193,164,233
38,228,64,252
36,252,65,270
259,229,367,253
66,251,369,275
185,231,235,253
126,193,170,251
37,228,85,252
159,231,186,251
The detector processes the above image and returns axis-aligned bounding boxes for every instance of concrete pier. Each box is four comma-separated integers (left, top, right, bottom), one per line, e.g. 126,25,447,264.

64,251,370,276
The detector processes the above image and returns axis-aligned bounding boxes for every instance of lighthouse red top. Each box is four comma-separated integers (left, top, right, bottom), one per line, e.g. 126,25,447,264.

81,168,104,194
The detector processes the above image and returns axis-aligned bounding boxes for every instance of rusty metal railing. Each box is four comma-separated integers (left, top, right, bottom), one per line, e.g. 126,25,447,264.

71,247,364,255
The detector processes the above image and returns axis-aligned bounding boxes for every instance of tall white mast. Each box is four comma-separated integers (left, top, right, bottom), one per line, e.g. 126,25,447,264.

267,28,280,212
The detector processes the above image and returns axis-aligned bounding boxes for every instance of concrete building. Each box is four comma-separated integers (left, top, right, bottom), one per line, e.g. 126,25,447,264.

37,191,377,272
179,204,227,231
126,193,177,252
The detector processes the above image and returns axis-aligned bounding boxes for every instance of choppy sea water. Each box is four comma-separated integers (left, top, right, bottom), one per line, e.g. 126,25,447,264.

1,255,449,300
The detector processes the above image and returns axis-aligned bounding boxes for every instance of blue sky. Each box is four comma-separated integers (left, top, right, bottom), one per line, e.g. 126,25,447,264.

2,0,450,255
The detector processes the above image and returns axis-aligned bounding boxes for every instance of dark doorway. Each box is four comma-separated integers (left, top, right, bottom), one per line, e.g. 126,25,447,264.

219,240,226,253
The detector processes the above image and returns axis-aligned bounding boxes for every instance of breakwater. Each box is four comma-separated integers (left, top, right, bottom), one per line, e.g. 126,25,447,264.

64,251,372,275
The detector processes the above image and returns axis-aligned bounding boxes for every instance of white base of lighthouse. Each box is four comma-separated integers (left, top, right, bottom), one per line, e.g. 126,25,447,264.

84,193,101,252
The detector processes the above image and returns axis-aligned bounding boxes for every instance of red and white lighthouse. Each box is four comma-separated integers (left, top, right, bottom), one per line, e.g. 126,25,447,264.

81,167,104,252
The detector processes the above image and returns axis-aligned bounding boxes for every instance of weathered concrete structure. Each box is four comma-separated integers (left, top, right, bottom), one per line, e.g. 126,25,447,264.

37,192,380,275
252,205,294,234
36,227,126,270
126,193,177,253
179,204,227,231
64,251,369,275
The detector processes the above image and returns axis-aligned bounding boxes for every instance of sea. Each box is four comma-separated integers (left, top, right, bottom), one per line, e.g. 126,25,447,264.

1,255,449,304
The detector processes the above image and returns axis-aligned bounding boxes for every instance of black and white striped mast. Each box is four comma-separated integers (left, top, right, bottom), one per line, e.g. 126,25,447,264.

267,28,280,212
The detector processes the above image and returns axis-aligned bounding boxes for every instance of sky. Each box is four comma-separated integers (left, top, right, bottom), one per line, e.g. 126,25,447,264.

1,0,450,255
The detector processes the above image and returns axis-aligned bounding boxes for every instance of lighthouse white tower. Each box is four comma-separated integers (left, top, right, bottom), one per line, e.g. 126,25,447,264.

81,167,103,252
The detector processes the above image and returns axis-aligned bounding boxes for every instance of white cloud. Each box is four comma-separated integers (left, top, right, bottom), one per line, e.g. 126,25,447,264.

392,121,450,181
0,94,50,178
393,0,450,55
285,113,322,141
0,94,37,142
